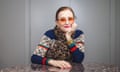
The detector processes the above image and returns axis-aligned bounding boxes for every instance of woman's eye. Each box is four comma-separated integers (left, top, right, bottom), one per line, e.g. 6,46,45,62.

60,18,66,22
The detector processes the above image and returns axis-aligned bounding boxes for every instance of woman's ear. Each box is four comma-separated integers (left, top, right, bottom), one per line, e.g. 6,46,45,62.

56,20,62,28
55,21,59,26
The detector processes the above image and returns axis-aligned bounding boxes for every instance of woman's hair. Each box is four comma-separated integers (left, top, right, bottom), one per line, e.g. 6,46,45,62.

55,6,75,21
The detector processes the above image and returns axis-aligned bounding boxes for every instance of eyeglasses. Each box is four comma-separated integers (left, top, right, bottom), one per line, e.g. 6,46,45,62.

57,17,74,24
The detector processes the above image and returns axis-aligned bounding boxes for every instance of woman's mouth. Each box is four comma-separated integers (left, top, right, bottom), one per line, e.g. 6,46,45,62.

64,25,71,28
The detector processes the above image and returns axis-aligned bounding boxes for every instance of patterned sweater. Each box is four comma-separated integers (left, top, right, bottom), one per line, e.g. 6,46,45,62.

31,29,85,65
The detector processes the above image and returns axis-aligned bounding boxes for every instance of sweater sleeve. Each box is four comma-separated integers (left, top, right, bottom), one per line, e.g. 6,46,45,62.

31,35,52,65
68,34,85,63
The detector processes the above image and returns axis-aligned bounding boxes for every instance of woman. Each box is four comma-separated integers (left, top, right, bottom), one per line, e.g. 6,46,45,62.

31,6,85,69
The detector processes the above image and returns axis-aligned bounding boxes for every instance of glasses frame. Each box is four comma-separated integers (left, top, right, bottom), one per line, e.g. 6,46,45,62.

57,17,75,24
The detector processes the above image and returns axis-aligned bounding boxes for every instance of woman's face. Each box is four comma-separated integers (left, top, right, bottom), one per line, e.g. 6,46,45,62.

56,10,74,32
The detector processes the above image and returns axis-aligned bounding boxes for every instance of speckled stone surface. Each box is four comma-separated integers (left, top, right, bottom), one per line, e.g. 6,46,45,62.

0,63,119,72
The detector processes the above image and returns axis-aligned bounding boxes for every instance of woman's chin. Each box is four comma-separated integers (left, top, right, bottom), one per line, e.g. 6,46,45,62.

61,28,71,32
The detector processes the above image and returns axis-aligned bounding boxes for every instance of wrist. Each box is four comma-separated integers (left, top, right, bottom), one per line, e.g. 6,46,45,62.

47,58,52,65
67,40,76,49
65,32,72,41
67,39,73,45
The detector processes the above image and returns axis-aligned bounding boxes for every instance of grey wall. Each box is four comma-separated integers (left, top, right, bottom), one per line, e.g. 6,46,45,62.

116,0,120,66
0,0,120,68
0,0,26,68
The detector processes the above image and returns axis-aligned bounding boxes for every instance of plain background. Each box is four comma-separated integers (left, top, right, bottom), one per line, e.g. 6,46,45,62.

0,0,120,68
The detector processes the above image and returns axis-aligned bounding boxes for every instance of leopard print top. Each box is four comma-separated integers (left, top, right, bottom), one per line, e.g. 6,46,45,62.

45,26,74,61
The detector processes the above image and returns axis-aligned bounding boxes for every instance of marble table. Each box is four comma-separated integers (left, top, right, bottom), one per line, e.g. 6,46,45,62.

0,62,119,72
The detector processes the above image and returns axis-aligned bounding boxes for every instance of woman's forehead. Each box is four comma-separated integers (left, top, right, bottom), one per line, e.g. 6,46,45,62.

58,10,74,18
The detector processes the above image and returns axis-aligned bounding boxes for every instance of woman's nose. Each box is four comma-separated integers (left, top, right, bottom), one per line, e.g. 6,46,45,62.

65,19,69,24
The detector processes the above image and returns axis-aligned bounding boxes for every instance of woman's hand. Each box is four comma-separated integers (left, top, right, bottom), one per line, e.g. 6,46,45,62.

48,59,72,69
65,23,77,41
48,66,71,72
71,22,77,32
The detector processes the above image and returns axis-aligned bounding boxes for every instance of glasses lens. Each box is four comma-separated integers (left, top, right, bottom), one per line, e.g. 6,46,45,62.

58,17,74,24
60,18,66,22
68,17,74,23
